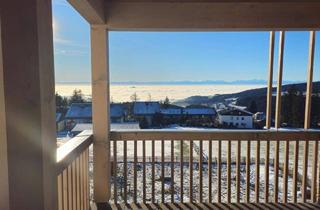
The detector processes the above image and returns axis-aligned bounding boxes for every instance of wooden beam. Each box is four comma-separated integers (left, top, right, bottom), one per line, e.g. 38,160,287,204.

91,26,111,202
0,17,10,210
68,0,106,24
0,1,57,209
105,1,320,30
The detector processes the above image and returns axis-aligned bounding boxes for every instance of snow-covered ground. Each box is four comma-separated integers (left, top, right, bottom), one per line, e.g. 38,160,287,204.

109,162,303,203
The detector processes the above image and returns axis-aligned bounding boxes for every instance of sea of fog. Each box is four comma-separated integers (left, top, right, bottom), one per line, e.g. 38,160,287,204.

55,84,264,102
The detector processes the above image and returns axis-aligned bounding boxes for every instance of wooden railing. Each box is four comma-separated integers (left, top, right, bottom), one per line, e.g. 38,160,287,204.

56,130,93,210
110,129,320,204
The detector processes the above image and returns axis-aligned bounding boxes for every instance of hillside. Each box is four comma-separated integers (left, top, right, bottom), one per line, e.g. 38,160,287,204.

176,82,320,112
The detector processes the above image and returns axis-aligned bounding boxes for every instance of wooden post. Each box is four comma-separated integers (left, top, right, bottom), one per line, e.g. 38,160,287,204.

91,25,110,202
0,1,57,210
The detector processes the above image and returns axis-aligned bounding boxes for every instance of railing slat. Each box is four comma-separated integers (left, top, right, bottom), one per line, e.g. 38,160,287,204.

189,140,193,202
80,153,83,210
58,174,63,210
143,140,146,203
265,141,270,203
161,139,165,203
227,140,231,203
123,141,127,203
312,141,319,202
283,141,289,203
199,140,203,202
85,149,89,210
217,141,221,203
274,141,279,203
72,161,76,210
236,141,241,203
255,141,260,203
152,140,155,203
68,165,72,210
171,140,174,203
302,141,309,202
113,140,117,204
246,141,251,203
292,140,299,203
180,140,184,203
134,140,137,203
208,140,212,202
76,157,80,210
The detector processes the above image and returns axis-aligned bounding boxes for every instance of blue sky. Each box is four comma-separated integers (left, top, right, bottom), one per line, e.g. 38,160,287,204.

52,0,320,83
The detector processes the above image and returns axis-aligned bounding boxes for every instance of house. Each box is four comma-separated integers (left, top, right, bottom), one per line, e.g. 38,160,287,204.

133,102,161,127
65,103,126,130
182,105,216,126
217,108,253,129
160,104,183,124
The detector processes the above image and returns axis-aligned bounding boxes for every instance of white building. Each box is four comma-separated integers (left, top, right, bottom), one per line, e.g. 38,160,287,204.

217,108,253,129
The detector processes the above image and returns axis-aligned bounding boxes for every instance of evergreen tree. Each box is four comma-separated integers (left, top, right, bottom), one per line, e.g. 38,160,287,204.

70,89,85,103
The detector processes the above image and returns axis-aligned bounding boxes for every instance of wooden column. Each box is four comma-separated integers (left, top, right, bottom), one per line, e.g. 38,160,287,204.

0,1,57,210
0,18,10,210
91,25,110,202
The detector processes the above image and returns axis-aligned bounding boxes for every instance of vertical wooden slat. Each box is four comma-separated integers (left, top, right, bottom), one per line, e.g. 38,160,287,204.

58,175,63,210
72,161,76,210
265,141,270,203
113,140,117,203
123,141,127,203
274,31,285,203
63,170,68,210
142,140,146,203
274,140,280,203
236,141,241,203
151,140,155,203
180,140,184,203
227,140,231,203
85,149,89,210
265,31,275,203
68,165,72,210
76,157,80,210
283,141,289,203
307,31,316,203
82,152,86,210
161,139,165,203
292,140,299,203
246,141,251,203
199,140,203,202
318,141,320,202
217,141,221,203
255,141,260,203
171,140,174,203
80,153,84,210
134,140,137,203
189,140,193,202
208,140,212,202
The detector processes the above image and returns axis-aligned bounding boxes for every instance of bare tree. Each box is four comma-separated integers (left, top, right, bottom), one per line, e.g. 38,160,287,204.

130,92,139,102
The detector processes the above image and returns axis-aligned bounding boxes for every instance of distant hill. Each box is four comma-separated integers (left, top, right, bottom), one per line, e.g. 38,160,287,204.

176,82,320,112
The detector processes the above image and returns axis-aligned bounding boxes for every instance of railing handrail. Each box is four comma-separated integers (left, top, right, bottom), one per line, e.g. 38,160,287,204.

56,130,93,175
110,129,320,141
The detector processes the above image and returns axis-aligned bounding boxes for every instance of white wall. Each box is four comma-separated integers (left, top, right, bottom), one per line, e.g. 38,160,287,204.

218,115,253,129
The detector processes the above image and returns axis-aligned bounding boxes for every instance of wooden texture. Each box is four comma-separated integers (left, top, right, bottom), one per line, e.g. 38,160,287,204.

104,1,320,30
246,141,251,203
67,0,106,24
199,141,203,202
266,31,275,129
236,141,241,203
208,141,212,202
0,1,57,209
91,26,110,202
189,141,193,202
180,141,184,203
227,141,231,203
255,141,260,203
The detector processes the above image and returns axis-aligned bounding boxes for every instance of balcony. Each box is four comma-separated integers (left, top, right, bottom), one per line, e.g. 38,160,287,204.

2,1,320,210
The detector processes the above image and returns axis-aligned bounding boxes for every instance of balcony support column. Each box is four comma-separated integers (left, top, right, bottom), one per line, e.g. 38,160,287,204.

91,25,111,202
0,1,57,210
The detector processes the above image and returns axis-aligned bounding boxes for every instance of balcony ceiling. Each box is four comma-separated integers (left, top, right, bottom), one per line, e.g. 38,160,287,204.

69,0,320,30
